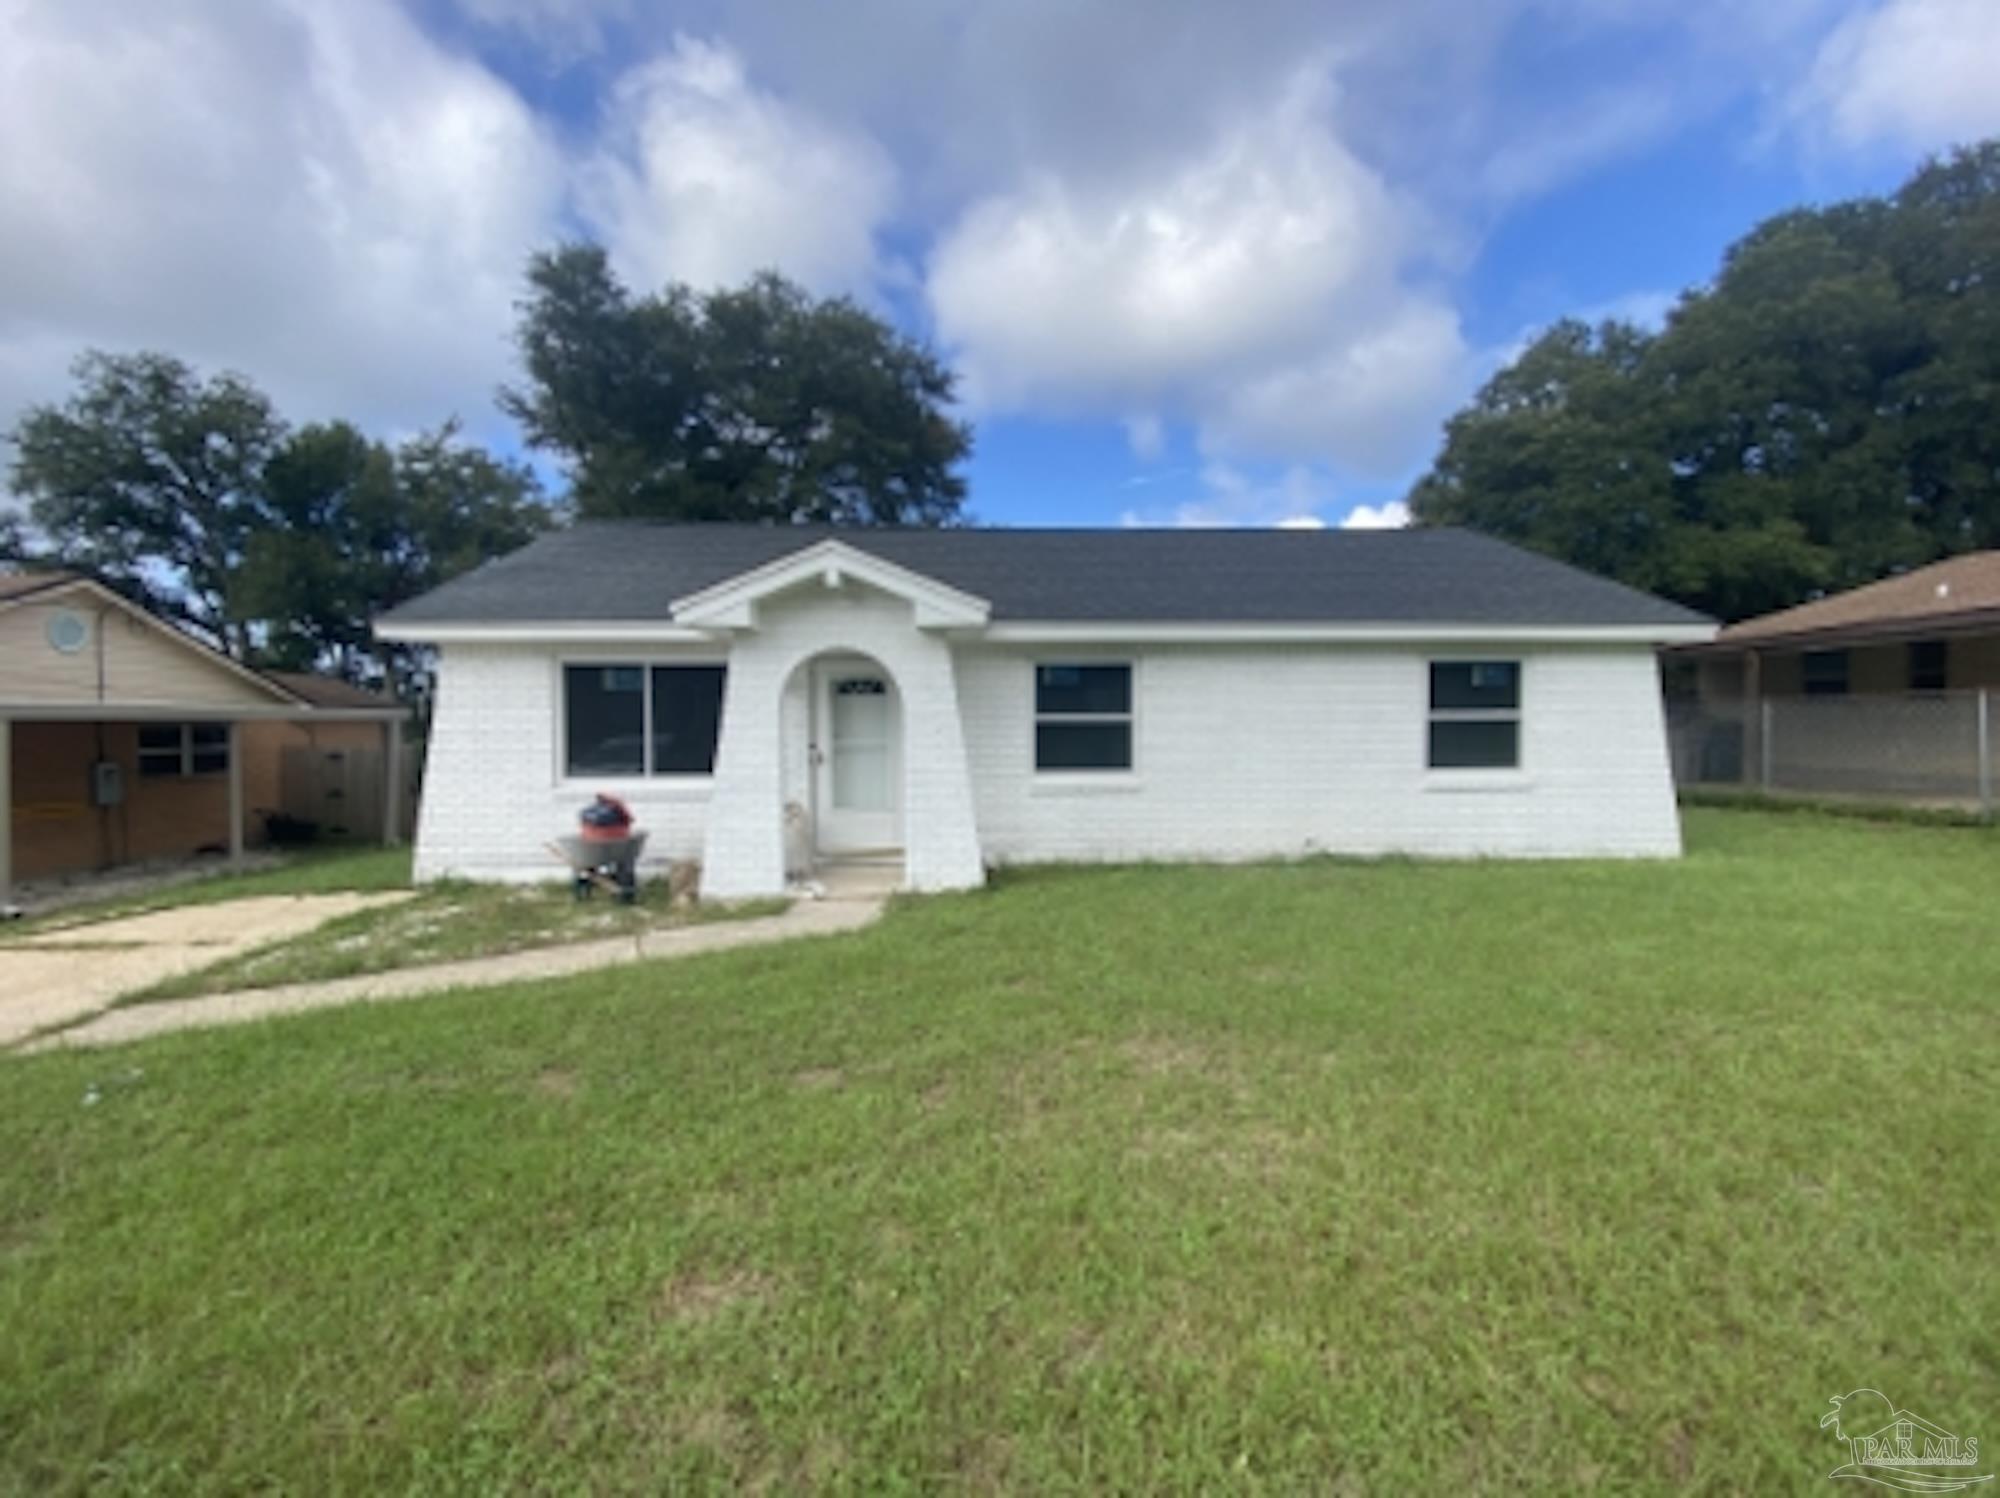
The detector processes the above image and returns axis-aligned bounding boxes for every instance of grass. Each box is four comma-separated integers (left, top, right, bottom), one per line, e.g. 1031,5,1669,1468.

129,881,789,1002
2,845,414,940
1679,783,1996,827
3,807,1998,1492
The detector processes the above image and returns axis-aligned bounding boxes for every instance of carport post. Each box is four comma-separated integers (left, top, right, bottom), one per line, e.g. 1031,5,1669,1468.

226,720,245,870
382,714,404,848
0,716,11,906
1979,689,1993,818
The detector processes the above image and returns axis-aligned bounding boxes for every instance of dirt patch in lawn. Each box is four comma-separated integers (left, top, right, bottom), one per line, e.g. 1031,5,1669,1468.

657,1269,781,1324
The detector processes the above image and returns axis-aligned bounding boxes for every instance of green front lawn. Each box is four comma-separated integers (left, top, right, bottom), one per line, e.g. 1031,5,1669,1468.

4,809,1997,1492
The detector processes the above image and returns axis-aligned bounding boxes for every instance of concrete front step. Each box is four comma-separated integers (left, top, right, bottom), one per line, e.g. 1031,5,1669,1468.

810,857,906,901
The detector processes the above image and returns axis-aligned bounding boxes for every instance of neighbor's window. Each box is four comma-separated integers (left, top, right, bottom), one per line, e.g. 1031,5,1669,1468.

1035,663,1133,771
1908,639,1948,692
564,663,726,777
1428,661,1520,769
1802,649,1850,697
137,722,231,778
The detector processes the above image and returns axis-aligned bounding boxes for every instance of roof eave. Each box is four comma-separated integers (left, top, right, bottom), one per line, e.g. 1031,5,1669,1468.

1678,603,2000,655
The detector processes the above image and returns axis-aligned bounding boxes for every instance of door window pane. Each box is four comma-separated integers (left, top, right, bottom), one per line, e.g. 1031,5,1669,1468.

651,665,726,774
565,665,645,774
832,679,891,810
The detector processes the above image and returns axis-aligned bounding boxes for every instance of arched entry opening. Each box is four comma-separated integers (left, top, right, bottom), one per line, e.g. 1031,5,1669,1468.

780,650,905,880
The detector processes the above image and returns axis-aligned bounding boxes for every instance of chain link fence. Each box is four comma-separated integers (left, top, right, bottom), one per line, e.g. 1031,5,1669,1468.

1667,690,1996,810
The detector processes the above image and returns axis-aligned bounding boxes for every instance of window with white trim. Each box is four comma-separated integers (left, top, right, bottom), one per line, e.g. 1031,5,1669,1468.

1427,661,1520,769
563,664,726,777
137,722,231,778
1035,663,1133,771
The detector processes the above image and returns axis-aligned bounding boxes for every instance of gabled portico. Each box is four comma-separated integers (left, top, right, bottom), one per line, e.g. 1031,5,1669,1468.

682,542,988,898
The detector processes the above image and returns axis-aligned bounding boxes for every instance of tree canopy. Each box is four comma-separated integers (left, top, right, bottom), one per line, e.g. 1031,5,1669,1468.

6,351,548,695
1409,141,2000,621
503,246,971,526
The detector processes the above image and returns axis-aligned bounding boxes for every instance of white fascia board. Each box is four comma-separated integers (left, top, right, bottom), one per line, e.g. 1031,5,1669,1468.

979,621,1719,646
373,620,718,644
669,539,991,630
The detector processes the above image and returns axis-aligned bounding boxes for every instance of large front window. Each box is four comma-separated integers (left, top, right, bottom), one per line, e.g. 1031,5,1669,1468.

1034,663,1133,771
1428,661,1520,769
564,664,726,777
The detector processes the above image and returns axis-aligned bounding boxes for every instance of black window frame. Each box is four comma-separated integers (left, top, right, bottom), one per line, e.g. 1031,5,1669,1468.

137,722,230,779
1801,649,1850,697
1427,660,1522,770
1033,662,1134,772
1908,639,1948,693
562,662,727,779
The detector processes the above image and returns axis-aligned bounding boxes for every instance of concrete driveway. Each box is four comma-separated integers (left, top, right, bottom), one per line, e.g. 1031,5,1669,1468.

0,893,410,1047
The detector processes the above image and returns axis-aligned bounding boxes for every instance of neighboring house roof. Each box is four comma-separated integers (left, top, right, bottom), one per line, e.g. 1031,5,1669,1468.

0,568,80,603
378,523,1712,634
258,670,399,709
1709,551,2000,651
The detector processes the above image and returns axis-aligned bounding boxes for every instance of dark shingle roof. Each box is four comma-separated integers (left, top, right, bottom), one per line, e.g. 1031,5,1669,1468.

378,524,1710,631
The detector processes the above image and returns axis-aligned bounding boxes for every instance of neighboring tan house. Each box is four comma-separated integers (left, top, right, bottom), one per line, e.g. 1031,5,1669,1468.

1,570,409,903
1667,550,2000,802
375,524,1713,895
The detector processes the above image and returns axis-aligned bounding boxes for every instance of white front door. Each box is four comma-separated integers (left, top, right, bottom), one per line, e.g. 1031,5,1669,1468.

814,666,901,853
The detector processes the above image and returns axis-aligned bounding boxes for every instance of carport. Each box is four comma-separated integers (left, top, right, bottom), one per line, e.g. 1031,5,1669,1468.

0,571,408,908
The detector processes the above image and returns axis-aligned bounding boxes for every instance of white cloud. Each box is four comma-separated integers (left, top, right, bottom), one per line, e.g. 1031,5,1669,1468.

1120,459,1331,529
1791,0,2000,153
1339,499,1411,530
1199,297,1471,477
0,0,564,439
926,60,1469,477
578,36,896,297
1123,413,1166,462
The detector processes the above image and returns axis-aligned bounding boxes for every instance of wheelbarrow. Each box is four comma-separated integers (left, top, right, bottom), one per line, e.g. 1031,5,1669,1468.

550,831,648,904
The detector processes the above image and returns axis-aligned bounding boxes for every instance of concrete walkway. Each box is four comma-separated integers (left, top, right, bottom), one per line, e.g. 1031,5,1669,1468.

0,893,412,1048
24,892,886,1053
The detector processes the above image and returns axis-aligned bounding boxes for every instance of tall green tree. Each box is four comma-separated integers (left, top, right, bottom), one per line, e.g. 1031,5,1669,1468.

7,352,549,692
9,351,282,655
504,246,972,525
234,422,547,696
1410,141,2000,620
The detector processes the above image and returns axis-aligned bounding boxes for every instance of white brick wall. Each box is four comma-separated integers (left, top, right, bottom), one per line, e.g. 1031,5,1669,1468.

415,623,1681,886
414,640,725,884
956,642,1681,862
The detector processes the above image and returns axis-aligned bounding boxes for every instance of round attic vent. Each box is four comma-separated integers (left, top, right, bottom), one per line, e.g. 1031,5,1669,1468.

46,608,89,655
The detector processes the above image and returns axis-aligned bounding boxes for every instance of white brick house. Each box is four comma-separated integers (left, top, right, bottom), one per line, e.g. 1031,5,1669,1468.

377,525,1715,894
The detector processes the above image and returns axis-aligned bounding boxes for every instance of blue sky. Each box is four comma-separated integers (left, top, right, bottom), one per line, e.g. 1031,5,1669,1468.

3,0,1997,530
